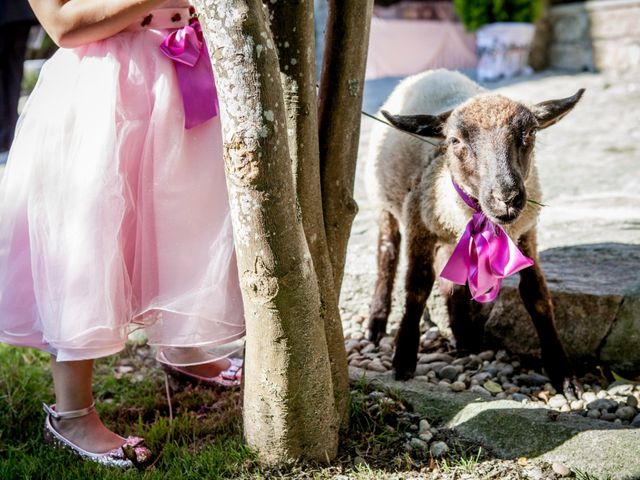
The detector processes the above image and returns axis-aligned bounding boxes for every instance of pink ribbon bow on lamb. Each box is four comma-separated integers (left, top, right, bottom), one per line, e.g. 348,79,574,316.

440,179,534,303
160,20,218,129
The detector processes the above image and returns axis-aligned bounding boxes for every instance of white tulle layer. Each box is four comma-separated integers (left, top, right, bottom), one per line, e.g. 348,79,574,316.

0,28,245,362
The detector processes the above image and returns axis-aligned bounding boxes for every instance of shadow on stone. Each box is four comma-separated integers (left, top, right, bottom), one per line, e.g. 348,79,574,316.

352,367,640,479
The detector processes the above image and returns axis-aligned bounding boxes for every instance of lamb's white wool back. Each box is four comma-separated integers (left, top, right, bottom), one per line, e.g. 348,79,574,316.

365,70,483,218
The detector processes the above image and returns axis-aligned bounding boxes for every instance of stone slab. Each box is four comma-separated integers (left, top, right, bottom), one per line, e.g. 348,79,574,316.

428,243,640,373
351,367,640,480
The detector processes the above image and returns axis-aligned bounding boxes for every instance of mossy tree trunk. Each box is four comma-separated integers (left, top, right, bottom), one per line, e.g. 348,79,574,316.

193,0,373,464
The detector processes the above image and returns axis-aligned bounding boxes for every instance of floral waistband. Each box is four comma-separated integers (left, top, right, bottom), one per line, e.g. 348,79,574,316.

123,7,196,32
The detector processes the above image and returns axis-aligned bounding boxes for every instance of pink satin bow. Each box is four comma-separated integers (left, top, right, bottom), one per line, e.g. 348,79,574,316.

160,20,218,129
440,180,534,302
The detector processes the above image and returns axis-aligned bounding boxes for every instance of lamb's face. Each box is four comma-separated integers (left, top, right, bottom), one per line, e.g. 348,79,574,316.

444,94,536,225
381,88,584,226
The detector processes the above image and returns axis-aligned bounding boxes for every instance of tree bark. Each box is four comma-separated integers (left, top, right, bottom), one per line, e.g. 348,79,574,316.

318,0,374,296
264,0,349,425
194,0,338,462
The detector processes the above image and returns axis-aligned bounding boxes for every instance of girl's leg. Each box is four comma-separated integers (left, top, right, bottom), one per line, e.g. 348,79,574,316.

50,358,125,453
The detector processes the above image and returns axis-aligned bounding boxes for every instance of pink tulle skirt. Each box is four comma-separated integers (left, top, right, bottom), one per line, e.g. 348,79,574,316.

0,25,245,363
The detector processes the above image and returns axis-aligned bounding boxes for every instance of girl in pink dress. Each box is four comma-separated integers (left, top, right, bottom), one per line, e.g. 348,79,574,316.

0,0,244,468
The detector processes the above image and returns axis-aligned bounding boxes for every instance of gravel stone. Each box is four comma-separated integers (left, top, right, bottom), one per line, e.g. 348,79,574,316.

429,441,449,458
587,409,601,419
627,395,638,408
361,343,376,354
419,432,434,443
484,380,503,394
552,462,571,477
608,382,634,396
344,339,360,353
587,399,618,411
418,419,431,433
470,385,492,398
420,353,454,364
548,394,568,408
410,437,428,450
367,359,387,372
422,361,448,375
615,406,636,420
601,412,617,421
631,414,640,427
511,393,529,403
351,331,364,341
498,364,515,377
582,391,597,403
439,365,463,381
379,337,394,349
452,357,470,366
472,372,493,384
450,381,466,392
570,400,585,410
478,350,495,361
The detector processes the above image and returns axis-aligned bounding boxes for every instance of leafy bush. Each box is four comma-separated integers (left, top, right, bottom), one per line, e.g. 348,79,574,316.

454,0,543,31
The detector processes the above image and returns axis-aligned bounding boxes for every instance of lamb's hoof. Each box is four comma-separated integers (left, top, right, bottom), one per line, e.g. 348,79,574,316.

561,376,583,402
392,353,417,381
366,316,387,346
393,368,416,381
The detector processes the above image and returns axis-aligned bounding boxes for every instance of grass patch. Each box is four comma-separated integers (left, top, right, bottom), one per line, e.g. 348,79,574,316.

0,344,563,479
574,470,613,480
0,344,254,479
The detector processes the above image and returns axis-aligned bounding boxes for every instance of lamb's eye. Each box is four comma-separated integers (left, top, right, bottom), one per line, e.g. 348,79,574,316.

523,128,537,145
448,137,461,146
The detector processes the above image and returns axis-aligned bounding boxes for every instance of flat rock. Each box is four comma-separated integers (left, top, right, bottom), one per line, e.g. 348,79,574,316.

351,367,640,480
430,243,640,375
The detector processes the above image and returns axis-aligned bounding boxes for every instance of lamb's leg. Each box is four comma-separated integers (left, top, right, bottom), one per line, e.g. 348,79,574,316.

435,246,483,352
448,285,486,352
367,210,401,345
393,225,436,380
518,229,580,397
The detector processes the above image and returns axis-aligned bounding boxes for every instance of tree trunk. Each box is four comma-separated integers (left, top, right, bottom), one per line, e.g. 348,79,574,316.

194,0,373,464
194,0,338,462
318,0,374,296
264,0,349,424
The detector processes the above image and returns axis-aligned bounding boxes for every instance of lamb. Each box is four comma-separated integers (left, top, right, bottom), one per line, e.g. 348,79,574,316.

365,69,583,394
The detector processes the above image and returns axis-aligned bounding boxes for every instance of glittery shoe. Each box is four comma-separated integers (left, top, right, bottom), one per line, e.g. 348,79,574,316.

161,355,243,389
42,403,152,469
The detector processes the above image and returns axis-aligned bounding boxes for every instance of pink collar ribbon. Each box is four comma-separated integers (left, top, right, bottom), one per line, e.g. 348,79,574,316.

160,20,218,129
440,179,534,303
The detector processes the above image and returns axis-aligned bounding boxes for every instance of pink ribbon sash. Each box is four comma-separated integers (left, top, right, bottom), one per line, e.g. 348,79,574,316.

440,180,533,302
160,20,218,129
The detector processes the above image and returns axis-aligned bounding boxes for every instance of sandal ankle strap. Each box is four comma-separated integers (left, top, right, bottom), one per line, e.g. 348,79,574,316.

43,402,96,420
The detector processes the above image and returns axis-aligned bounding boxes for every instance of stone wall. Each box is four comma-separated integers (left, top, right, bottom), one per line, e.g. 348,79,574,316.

549,0,640,72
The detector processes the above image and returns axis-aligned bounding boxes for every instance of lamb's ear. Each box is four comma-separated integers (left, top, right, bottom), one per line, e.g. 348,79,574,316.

532,89,585,129
381,110,451,138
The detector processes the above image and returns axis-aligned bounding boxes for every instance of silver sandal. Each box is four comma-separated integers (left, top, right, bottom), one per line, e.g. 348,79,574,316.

42,402,152,469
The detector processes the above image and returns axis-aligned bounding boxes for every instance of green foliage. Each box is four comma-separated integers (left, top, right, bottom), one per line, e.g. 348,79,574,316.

453,0,543,32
